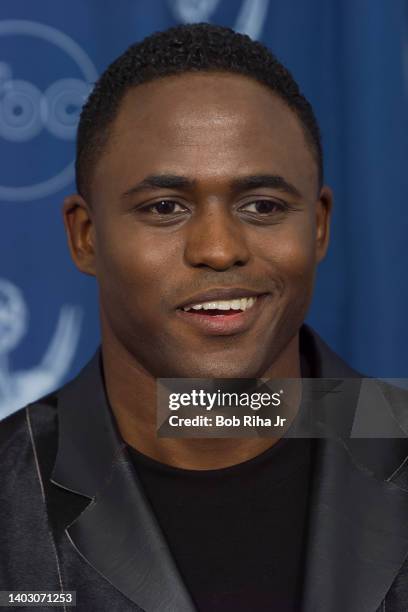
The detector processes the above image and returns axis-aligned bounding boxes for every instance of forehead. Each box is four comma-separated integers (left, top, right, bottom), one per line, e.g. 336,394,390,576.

92,72,318,197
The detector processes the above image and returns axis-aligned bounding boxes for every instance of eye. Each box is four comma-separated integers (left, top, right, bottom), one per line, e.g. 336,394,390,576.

239,200,286,215
145,200,188,215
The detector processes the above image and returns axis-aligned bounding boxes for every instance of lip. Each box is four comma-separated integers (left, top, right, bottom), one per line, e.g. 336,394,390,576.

175,293,270,336
177,287,266,310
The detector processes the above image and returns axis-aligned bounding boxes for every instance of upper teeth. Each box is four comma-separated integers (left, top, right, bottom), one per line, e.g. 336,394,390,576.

183,297,257,312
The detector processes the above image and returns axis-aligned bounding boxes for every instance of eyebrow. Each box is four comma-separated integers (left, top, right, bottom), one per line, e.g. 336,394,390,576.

121,173,302,199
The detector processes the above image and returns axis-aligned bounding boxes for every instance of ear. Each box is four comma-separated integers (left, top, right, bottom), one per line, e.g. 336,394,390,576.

315,185,333,263
62,194,96,276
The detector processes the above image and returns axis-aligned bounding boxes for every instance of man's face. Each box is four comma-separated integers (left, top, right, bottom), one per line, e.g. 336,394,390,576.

71,72,331,378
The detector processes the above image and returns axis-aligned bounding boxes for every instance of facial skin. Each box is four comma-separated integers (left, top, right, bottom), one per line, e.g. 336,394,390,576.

63,72,332,468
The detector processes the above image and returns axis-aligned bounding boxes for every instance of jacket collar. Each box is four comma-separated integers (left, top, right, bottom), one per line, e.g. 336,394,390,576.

299,326,408,612
51,325,408,612
51,352,196,611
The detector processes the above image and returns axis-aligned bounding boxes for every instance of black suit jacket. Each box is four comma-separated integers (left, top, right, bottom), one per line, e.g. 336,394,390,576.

1,326,408,611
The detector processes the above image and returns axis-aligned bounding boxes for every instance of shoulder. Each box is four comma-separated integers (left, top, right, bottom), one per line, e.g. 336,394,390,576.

0,392,69,591
0,391,59,466
0,391,60,528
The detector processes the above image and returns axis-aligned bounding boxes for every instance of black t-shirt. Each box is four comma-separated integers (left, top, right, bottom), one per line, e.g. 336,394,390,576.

127,436,314,612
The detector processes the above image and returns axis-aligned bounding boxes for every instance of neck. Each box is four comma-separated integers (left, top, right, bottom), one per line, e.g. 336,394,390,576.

101,330,301,471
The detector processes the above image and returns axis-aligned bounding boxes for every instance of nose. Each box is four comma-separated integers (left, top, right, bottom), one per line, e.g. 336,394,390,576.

184,204,251,270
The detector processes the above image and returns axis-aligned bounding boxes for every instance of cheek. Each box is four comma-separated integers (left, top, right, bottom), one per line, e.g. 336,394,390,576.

252,217,316,284
95,220,180,312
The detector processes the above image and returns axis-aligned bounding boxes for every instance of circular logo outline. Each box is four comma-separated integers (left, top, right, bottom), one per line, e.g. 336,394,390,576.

0,20,98,202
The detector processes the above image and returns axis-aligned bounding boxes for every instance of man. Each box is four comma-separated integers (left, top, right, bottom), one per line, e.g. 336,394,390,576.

1,23,408,612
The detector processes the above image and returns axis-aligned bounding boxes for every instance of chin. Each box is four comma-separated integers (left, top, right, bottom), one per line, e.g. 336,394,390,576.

169,358,264,380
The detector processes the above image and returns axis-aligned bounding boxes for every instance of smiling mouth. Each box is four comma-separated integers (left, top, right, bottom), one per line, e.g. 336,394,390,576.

175,294,270,336
181,296,257,315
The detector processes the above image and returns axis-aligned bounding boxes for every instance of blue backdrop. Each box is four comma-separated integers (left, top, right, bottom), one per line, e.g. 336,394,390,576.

1,0,407,418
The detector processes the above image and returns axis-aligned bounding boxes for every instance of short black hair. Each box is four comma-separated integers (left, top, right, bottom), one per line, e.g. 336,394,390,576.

76,23,323,199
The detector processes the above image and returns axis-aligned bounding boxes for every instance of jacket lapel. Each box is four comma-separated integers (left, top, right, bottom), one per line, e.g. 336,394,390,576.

300,327,408,612
51,353,196,612
50,327,408,612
